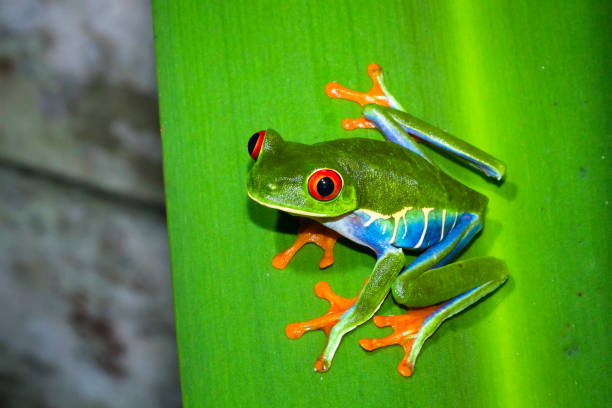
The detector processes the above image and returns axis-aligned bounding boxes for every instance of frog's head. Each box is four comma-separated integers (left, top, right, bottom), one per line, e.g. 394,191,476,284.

246,129,358,217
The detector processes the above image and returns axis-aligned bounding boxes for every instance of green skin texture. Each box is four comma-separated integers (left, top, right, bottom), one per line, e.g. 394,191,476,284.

247,103,509,373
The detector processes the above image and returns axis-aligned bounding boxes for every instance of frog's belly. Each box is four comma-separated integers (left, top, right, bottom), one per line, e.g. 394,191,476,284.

354,207,461,250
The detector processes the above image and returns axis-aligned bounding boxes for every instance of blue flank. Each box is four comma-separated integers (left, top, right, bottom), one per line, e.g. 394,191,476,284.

322,210,480,268
350,209,461,251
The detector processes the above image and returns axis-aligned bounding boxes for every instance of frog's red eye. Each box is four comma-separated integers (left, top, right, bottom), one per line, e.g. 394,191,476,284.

248,130,266,160
308,169,343,201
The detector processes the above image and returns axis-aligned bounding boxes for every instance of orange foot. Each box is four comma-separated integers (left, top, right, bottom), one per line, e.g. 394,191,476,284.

286,280,366,372
359,305,440,377
325,63,391,130
272,218,339,270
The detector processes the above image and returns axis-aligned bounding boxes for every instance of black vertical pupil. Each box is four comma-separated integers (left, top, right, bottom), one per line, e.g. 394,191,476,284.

316,177,335,197
248,132,260,156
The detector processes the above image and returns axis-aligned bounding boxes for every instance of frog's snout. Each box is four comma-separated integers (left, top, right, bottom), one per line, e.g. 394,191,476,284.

246,175,277,203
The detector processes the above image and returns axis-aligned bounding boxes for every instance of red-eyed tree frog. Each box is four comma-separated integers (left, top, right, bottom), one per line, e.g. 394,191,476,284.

246,64,508,377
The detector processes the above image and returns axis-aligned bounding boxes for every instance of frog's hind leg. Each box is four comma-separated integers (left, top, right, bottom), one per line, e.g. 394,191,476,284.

363,104,506,180
360,256,508,376
324,63,432,164
326,63,506,180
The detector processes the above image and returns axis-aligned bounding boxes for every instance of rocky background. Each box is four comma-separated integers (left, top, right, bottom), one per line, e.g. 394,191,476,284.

0,1,181,407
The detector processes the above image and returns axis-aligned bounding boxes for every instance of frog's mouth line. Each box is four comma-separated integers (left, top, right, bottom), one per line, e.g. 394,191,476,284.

247,191,332,217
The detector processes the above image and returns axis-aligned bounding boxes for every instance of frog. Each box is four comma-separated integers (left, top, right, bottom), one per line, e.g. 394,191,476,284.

246,63,509,377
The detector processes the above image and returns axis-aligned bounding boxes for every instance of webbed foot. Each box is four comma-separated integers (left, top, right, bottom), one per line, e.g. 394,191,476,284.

359,305,440,377
286,280,366,372
325,63,401,130
272,218,339,269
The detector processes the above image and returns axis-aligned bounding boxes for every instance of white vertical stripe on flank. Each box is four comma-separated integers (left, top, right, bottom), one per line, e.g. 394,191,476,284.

440,209,447,241
414,208,434,248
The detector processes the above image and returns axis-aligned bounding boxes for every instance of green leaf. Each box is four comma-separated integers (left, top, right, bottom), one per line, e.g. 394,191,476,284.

153,1,611,406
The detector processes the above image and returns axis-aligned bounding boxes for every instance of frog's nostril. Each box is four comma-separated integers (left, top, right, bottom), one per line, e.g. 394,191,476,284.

267,183,278,191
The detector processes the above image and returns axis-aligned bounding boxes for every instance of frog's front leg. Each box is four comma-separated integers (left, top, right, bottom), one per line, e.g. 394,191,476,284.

286,246,404,372
272,218,339,269
317,247,404,371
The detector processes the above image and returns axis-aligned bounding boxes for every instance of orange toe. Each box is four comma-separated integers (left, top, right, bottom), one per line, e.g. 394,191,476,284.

326,63,391,131
286,279,368,370
360,304,440,377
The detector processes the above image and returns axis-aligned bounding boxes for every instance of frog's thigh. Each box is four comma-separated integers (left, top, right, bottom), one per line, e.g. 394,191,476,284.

392,256,508,307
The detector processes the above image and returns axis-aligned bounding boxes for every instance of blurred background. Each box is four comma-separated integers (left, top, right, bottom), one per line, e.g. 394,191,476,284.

0,1,181,407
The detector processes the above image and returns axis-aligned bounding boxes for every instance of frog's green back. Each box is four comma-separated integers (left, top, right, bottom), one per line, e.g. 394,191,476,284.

317,138,488,216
